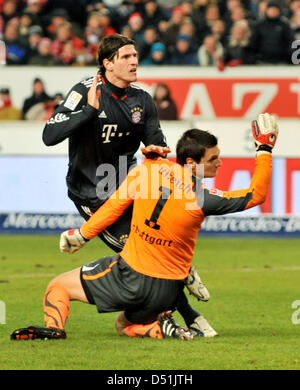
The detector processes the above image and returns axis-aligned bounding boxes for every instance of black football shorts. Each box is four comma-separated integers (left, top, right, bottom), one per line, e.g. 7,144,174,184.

80,254,184,324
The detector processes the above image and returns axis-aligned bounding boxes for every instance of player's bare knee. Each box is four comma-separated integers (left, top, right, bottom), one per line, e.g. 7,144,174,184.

46,267,85,301
115,312,131,336
115,316,125,336
47,272,69,289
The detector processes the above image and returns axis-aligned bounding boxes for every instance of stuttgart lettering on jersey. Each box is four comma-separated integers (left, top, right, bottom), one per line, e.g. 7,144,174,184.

132,223,173,247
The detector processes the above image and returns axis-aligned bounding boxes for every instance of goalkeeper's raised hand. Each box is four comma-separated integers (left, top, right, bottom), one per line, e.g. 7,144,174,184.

251,113,279,154
60,229,89,254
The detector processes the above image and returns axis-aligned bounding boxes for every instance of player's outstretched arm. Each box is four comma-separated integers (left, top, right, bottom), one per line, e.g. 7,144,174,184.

201,113,279,216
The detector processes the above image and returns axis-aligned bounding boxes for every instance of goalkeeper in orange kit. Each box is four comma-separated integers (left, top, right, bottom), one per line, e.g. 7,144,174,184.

11,113,278,341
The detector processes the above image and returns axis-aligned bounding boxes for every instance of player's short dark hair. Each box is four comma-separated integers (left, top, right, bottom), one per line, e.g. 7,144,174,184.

97,34,135,75
176,129,218,166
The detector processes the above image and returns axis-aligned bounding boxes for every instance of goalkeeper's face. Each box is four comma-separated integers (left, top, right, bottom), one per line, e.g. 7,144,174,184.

200,146,222,178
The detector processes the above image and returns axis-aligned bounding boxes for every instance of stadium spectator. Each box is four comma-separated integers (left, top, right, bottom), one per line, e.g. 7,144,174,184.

156,0,183,15
191,0,210,26
127,12,144,49
97,8,117,37
138,25,159,62
210,19,227,46
290,9,300,40
85,11,103,46
252,0,268,19
11,113,279,341
42,33,209,337
0,87,22,120
223,20,254,65
180,0,193,17
153,82,178,120
204,3,221,27
141,0,166,28
177,17,198,46
24,25,43,63
50,22,84,60
159,5,186,55
140,41,168,64
224,4,253,36
176,17,199,55
197,34,224,66
86,1,107,15
222,0,244,23
28,37,60,65
51,92,64,108
46,8,71,40
23,0,46,28
22,77,51,119
114,1,135,30
191,0,212,44
249,1,294,64
1,0,19,26
289,0,300,18
23,92,64,121
42,0,86,28
56,40,78,66
18,12,35,46
170,33,199,64
3,21,27,65
24,91,65,121
120,24,133,39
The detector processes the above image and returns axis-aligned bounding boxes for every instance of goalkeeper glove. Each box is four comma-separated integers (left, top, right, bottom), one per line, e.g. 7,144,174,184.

59,229,89,254
251,113,279,154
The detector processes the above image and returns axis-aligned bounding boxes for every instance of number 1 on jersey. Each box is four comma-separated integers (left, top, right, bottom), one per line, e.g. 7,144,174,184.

145,186,172,230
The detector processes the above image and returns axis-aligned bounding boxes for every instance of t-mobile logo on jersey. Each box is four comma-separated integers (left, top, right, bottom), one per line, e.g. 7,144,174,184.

101,124,130,143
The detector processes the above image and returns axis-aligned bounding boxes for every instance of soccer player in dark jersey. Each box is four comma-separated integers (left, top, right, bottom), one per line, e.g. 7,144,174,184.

42,33,212,337
11,113,279,341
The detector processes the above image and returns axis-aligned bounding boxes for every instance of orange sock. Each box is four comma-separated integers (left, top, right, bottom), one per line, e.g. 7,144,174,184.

43,282,70,329
125,321,163,339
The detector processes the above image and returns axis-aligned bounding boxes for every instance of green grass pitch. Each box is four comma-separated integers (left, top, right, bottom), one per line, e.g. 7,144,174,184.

0,235,299,370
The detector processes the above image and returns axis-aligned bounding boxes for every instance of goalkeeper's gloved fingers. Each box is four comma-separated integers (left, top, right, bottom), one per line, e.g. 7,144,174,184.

251,113,279,153
59,229,89,254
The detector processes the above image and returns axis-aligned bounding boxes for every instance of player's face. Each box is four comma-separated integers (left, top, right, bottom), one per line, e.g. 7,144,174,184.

107,44,139,88
200,146,222,178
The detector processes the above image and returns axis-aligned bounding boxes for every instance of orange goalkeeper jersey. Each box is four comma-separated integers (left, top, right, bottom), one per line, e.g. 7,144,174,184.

81,154,272,280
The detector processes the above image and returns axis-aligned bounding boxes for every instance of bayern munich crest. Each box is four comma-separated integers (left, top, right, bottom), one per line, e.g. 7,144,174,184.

131,107,143,123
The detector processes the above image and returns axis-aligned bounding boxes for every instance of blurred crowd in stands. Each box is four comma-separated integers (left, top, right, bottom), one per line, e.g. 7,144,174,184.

1,0,300,121
0,0,300,67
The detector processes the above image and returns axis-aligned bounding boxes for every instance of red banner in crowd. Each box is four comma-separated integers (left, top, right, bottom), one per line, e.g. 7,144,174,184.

139,77,300,119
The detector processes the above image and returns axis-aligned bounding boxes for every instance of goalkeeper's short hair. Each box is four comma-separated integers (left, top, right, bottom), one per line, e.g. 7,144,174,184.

176,129,218,166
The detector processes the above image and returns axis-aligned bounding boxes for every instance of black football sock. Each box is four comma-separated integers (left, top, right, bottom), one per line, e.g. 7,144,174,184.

176,290,200,327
